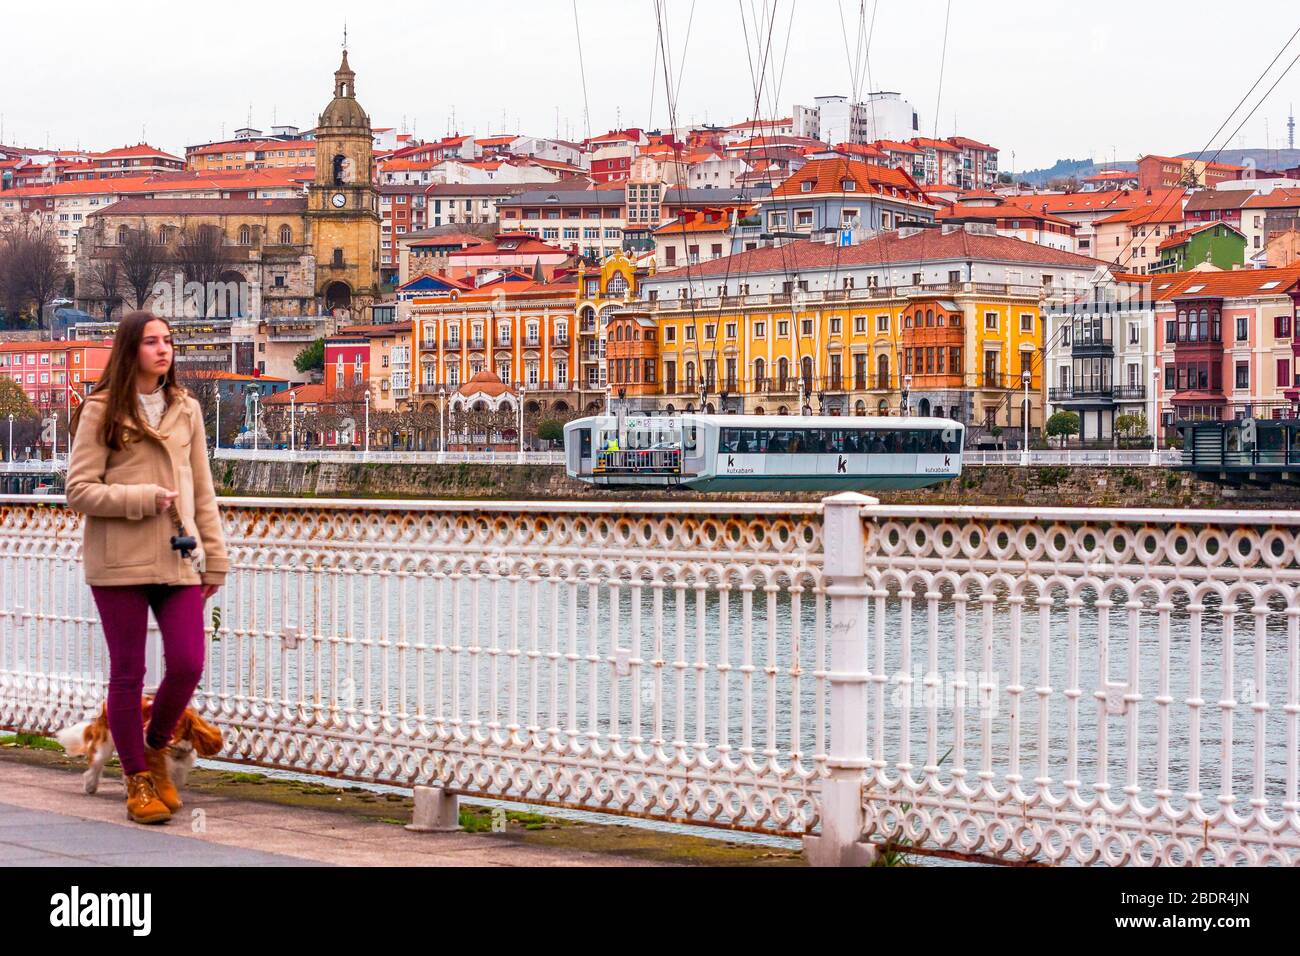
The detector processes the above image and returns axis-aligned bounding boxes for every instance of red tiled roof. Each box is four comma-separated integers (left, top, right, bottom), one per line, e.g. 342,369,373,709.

1003,188,1184,217
1155,221,1244,251
1150,265,1300,300
95,197,307,216
768,156,931,204
946,136,997,152
654,229,1107,281
1,166,311,200
0,340,113,353
183,370,290,382
379,157,438,172
93,144,183,161
874,140,922,154
338,322,413,336
910,137,960,153
1243,188,1300,209
1183,189,1252,212
456,369,514,397
653,207,750,235
188,139,315,157
262,383,328,405
938,202,1074,227
448,234,568,257
1094,202,1187,225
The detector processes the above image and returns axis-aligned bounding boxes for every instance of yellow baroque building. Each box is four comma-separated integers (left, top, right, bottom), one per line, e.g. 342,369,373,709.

647,286,1046,432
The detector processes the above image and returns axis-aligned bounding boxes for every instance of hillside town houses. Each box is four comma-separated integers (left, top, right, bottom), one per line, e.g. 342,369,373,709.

6,50,1300,457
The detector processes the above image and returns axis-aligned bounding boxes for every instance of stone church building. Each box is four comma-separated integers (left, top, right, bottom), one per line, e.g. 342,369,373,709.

74,50,382,321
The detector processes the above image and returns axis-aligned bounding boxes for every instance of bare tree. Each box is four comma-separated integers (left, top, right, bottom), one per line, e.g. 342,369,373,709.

0,226,27,327
118,227,167,310
0,223,66,335
173,224,227,316
84,256,125,320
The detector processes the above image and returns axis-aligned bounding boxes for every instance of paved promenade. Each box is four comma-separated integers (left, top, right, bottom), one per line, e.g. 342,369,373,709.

0,746,803,867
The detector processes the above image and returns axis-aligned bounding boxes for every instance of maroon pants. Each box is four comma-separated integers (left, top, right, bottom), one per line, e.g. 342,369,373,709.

90,584,206,776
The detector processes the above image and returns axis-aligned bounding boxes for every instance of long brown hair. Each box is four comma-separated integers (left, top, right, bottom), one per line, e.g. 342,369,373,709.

70,310,183,450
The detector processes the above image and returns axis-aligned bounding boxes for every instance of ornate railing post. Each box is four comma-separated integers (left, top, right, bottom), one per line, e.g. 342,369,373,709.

804,491,878,866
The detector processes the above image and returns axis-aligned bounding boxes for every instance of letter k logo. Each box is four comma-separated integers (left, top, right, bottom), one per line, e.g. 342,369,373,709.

728,455,735,467
837,455,847,474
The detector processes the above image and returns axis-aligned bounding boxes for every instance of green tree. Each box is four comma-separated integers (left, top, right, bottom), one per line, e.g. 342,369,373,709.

1046,410,1081,447
0,377,37,419
0,378,39,459
1114,413,1147,438
294,338,325,374
536,419,565,444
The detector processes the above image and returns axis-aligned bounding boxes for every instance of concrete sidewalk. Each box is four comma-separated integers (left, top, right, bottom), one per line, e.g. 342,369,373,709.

0,745,804,867
0,756,665,867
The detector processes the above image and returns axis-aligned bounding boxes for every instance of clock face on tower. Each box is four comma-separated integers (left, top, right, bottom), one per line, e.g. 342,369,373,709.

331,192,346,208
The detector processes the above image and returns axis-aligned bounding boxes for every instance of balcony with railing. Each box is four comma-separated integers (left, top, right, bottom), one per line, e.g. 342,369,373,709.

1067,314,1114,356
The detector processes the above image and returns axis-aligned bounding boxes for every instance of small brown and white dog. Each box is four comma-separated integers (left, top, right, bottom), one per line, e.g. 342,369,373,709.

56,696,224,796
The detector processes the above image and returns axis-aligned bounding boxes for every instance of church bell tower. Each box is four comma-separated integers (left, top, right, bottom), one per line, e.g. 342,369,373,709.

307,47,381,313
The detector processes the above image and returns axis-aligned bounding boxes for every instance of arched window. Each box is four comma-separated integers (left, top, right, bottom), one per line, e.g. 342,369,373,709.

117,225,129,245
754,357,766,388
685,362,696,391
877,353,889,389
279,224,292,245
607,274,629,297
157,225,170,245
926,309,934,327
777,357,790,389
238,225,251,246
801,356,814,392
527,322,539,343
855,399,866,416
554,320,567,341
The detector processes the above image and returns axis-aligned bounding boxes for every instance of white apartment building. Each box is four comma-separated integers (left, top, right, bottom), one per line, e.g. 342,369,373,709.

793,92,920,145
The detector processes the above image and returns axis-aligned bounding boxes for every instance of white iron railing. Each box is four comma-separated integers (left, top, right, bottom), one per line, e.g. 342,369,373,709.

1,494,1297,865
213,449,567,466
964,449,1181,467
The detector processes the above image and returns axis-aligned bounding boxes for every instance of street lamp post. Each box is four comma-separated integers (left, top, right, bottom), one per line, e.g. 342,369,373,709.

438,386,446,455
1021,370,1031,466
1151,365,1161,463
7,413,13,462
215,390,221,452
252,392,260,452
364,389,371,454
518,386,526,456
289,390,297,454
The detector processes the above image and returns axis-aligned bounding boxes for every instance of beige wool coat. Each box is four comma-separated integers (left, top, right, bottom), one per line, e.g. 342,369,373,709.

65,390,229,588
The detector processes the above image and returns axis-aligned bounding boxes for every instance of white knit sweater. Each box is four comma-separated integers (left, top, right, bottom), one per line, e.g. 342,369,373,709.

137,385,167,430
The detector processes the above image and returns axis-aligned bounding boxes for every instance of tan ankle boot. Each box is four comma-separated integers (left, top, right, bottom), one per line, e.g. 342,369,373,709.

125,771,172,824
143,743,181,812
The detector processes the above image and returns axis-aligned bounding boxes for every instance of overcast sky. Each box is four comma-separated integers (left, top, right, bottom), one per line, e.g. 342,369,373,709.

2,0,1298,170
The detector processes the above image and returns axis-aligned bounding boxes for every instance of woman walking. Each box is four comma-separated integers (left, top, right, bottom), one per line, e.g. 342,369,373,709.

66,310,229,825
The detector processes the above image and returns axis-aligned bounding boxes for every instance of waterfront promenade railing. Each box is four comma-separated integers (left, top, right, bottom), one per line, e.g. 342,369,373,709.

963,449,1182,467
211,447,1183,469
1,494,1297,865
213,448,567,466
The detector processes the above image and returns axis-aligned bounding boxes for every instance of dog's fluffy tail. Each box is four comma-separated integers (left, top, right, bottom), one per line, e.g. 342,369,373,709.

55,721,93,756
